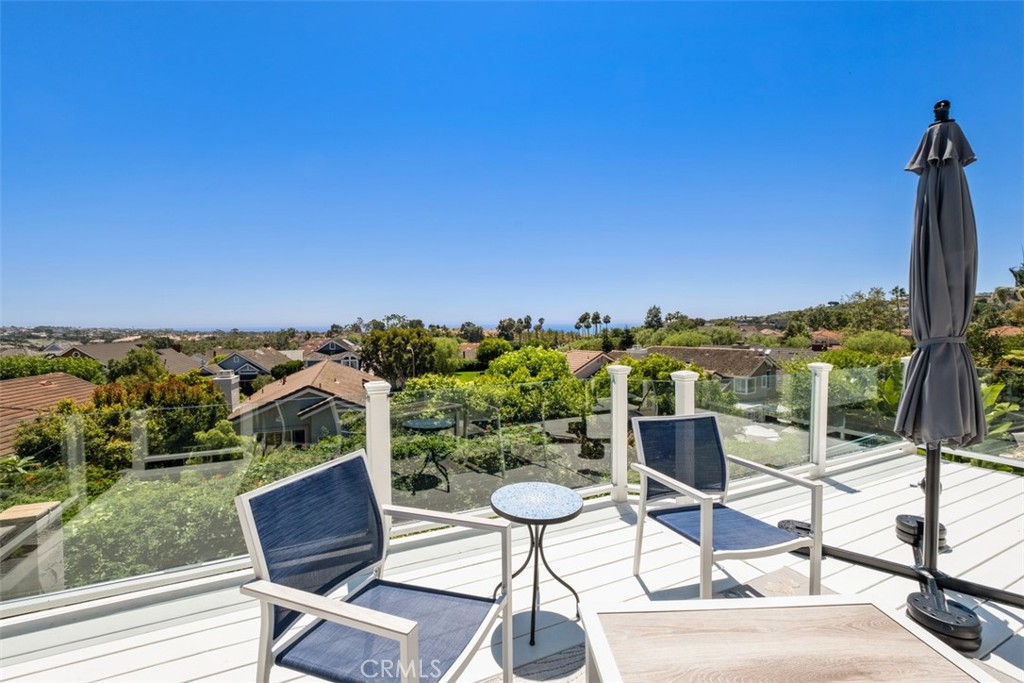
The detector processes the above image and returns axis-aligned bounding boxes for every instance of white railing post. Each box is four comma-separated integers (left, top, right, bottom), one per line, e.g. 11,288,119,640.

608,365,632,503
671,370,699,416
808,362,833,478
364,381,393,519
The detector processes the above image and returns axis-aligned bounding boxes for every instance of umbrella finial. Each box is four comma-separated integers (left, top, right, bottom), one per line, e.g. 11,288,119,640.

933,100,951,123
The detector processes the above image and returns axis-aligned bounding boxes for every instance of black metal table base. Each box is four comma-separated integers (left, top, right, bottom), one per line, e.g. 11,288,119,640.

493,523,581,646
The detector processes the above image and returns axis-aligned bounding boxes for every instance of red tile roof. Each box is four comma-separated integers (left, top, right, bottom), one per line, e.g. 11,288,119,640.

0,372,97,456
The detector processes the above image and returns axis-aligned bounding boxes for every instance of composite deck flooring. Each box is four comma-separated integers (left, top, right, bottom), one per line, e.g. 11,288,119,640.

1,453,1022,682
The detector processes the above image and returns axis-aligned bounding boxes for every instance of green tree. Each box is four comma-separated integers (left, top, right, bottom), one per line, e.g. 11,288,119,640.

662,330,712,347
107,348,168,386
0,356,106,383
477,338,514,366
644,305,663,329
250,374,275,393
842,330,911,357
485,346,571,382
708,327,742,345
459,322,485,342
496,318,516,342
601,330,613,353
270,360,305,379
432,337,461,375
842,287,902,333
359,328,436,388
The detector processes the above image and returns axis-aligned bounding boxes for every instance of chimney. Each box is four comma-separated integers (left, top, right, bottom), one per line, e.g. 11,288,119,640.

213,371,239,411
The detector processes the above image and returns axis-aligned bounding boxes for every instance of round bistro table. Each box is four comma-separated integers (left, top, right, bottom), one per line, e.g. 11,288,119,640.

490,481,584,645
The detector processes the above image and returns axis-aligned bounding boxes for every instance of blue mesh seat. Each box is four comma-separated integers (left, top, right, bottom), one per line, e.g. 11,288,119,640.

632,415,823,599
236,450,513,683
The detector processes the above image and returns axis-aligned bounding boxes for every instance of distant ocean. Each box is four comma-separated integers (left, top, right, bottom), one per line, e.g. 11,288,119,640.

183,322,639,333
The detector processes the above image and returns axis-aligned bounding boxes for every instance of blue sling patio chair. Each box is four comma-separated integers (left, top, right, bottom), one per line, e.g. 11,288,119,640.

235,450,513,683
631,415,823,599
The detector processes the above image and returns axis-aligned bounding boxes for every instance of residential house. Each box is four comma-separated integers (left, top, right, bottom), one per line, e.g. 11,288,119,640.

458,342,479,360
214,348,294,386
565,350,613,379
228,361,379,447
811,329,843,350
0,372,97,456
300,338,361,370
57,342,201,374
988,325,1023,338
645,346,781,400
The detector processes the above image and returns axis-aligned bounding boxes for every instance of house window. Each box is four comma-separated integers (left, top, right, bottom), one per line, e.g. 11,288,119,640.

343,357,359,369
761,374,771,389
733,378,755,395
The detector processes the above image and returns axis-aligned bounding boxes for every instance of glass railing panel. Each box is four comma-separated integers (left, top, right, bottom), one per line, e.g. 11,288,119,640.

962,368,1024,461
1,397,365,602
388,379,610,515
698,373,810,478
820,363,905,459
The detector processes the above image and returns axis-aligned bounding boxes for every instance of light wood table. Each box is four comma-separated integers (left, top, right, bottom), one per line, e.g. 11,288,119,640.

581,596,996,682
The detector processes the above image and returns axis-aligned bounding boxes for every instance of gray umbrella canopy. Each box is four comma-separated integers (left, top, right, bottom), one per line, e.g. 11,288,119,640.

894,110,986,449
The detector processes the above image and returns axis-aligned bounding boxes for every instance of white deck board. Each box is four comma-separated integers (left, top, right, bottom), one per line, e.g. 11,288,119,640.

1,453,1021,682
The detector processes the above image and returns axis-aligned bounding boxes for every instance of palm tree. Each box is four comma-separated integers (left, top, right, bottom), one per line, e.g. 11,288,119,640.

602,314,611,329
591,311,601,334
523,315,532,341
575,321,583,335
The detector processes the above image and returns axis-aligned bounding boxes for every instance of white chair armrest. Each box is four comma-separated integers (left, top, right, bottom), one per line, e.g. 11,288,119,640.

726,454,823,491
631,463,716,501
383,504,511,533
241,579,417,640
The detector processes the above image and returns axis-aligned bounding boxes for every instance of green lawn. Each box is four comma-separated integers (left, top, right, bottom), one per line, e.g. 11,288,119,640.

453,370,483,381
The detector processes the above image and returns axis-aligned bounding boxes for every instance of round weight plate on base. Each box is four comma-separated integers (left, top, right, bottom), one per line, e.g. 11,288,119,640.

907,591,982,646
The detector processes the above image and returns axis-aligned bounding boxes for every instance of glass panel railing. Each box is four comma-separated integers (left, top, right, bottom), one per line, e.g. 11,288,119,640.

699,372,811,478
388,379,608,514
1,397,365,602
821,363,905,459
961,368,1024,462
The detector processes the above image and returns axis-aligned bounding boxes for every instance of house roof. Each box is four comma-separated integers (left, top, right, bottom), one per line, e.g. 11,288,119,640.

58,342,201,374
565,350,612,378
60,341,147,364
646,346,777,378
226,348,294,373
300,337,360,355
988,325,1023,337
0,372,97,456
811,329,843,342
229,361,380,419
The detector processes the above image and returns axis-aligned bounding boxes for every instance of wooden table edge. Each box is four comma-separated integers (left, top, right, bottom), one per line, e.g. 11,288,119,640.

579,595,998,683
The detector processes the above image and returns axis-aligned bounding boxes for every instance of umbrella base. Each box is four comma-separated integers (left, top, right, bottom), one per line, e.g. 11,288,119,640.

907,587,982,651
779,518,1024,609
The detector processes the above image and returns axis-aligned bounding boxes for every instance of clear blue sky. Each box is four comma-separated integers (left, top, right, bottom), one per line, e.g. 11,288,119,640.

2,2,1022,331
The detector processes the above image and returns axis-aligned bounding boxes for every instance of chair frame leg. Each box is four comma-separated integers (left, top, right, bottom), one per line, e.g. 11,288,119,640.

633,496,647,576
256,603,274,683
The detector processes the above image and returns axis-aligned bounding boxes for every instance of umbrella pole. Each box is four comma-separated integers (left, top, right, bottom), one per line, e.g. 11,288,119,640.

922,442,942,571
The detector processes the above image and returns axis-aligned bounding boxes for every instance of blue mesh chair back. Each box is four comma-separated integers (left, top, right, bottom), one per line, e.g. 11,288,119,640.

244,455,384,639
634,415,727,501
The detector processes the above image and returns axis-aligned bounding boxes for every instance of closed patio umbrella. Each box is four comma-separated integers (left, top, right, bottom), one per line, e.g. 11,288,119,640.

894,99,986,643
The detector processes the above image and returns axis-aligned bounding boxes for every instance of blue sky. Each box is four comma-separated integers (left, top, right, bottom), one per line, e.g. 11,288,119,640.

2,2,1022,330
